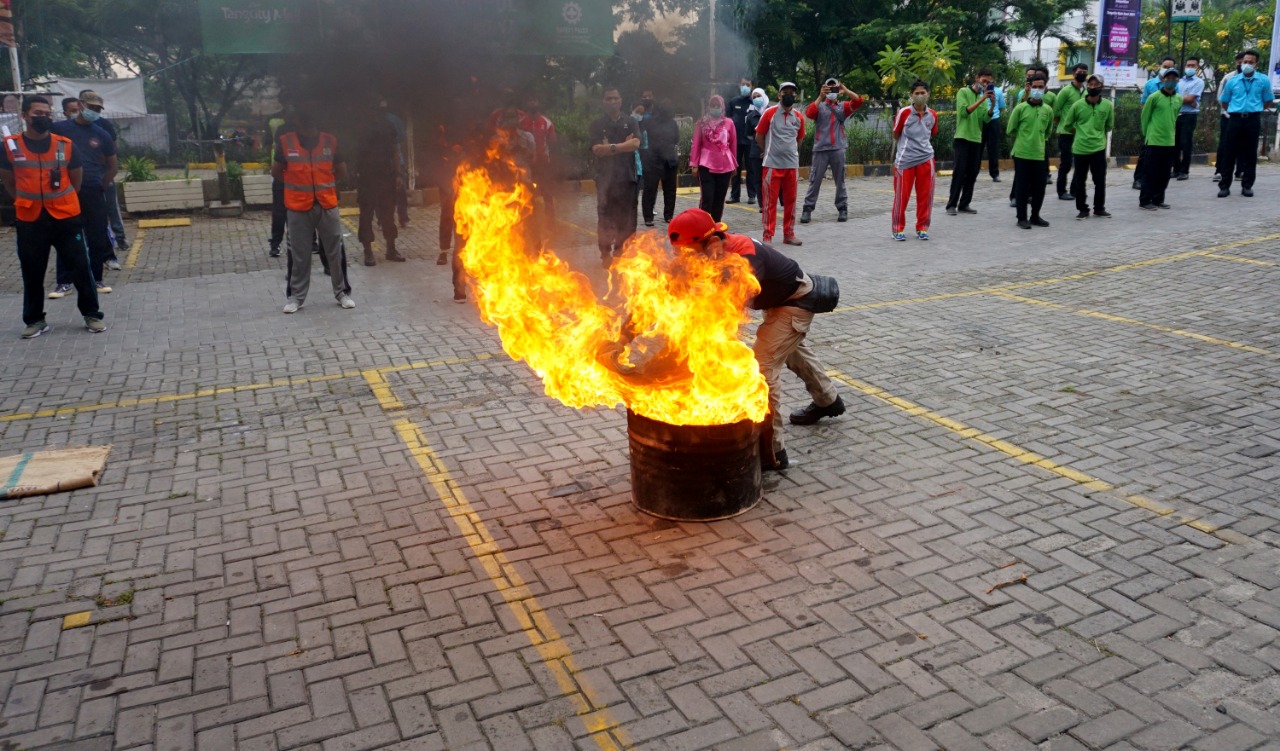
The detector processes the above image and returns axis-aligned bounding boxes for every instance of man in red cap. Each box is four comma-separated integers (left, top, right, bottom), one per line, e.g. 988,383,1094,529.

667,208,844,470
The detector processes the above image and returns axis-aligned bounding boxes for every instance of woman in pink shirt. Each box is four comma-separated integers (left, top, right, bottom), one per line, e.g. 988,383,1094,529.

690,94,738,221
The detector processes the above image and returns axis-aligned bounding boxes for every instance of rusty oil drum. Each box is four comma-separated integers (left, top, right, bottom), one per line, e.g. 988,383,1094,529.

626,410,763,521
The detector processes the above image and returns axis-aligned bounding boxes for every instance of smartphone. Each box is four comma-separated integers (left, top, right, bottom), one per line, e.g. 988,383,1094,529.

986,84,995,92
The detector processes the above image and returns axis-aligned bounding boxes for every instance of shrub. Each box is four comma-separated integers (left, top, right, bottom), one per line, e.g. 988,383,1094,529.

121,155,157,183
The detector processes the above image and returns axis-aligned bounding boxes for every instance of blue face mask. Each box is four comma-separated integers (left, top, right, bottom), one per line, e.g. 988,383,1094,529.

740,85,750,96
81,108,101,122
1029,88,1045,101
708,108,723,118
1241,63,1256,75
1161,79,1177,91
1184,68,1196,77
753,97,766,108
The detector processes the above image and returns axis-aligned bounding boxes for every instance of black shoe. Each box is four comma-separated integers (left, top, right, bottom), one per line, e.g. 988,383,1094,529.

1176,173,1189,181
1076,210,1090,220
1030,217,1050,227
1212,174,1221,182
726,198,740,204
1132,181,1142,190
1157,204,1171,210
992,176,1001,182
1017,219,1032,229
1218,188,1230,198
1140,203,1158,211
789,395,846,426
1059,193,1074,200
1094,209,1111,218
644,220,655,227
762,448,789,472
945,206,958,216
1242,188,1254,197
1236,172,1244,178
800,209,812,224
1008,198,1016,207
837,210,848,222
958,207,977,214
269,247,281,258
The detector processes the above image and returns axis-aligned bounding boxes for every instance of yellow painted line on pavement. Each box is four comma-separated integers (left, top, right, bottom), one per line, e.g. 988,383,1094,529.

1203,253,1279,268
829,369,1246,544
832,232,1280,314
990,292,1278,359
62,611,92,629
122,229,148,270
0,353,498,424
361,369,404,411
136,218,191,229
392,418,631,750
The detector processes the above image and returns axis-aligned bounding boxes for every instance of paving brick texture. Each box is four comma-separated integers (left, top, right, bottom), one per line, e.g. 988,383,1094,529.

0,164,1278,750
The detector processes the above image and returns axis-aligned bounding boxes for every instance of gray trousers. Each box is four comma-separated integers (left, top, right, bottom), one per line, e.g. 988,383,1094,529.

754,306,839,452
803,149,848,212
286,205,346,304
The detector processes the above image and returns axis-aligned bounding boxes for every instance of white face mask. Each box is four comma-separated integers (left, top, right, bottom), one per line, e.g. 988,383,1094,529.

1241,63,1256,75
825,93,838,101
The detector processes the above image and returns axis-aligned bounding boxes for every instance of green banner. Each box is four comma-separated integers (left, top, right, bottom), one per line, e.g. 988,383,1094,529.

525,0,614,56
200,0,611,56
199,0,316,53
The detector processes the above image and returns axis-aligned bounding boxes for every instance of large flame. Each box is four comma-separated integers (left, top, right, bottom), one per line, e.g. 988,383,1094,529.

452,152,769,426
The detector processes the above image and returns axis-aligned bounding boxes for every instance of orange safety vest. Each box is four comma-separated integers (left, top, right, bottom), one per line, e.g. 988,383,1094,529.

5,134,80,222
280,131,339,211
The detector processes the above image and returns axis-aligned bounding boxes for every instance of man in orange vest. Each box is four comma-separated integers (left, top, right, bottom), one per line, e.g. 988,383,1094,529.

271,107,353,313
0,95,105,338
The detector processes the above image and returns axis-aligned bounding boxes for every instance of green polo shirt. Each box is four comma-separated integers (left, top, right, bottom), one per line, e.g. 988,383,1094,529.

1006,100,1055,160
954,85,992,143
1062,98,1114,154
1053,84,1085,134
1141,89,1181,146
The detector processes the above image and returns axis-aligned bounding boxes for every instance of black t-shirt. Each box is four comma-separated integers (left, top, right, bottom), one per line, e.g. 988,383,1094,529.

94,116,118,142
588,114,640,184
356,119,399,187
0,134,85,171
727,95,753,144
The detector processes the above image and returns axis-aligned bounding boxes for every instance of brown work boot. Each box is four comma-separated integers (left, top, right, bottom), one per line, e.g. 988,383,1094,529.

436,251,449,266
385,240,406,262
362,245,376,267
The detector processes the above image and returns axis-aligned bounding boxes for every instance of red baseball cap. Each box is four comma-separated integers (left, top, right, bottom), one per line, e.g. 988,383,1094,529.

668,208,727,247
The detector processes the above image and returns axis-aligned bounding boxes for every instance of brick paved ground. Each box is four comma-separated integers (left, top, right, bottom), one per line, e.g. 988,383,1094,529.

0,163,1278,751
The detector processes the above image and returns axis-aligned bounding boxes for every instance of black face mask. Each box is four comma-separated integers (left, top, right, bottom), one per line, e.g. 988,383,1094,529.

29,116,52,134
780,93,796,107
1074,72,1087,83
1086,88,1102,98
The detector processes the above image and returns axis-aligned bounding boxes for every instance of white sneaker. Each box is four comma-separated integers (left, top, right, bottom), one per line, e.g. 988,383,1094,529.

48,284,72,299
338,294,355,309
282,299,300,314
106,259,122,271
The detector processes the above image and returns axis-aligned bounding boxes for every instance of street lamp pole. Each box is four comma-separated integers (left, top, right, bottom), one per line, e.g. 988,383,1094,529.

709,0,717,83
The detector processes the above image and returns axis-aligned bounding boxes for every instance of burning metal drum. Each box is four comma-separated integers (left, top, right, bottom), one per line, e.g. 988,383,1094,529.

626,410,763,521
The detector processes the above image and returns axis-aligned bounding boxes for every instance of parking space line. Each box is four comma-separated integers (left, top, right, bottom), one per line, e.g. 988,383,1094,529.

989,292,1278,359
122,229,148,271
388,415,631,750
1203,253,1278,267
831,232,1280,314
828,369,1249,545
0,353,497,424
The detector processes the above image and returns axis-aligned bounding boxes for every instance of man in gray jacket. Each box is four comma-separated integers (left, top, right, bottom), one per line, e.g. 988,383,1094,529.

802,78,863,224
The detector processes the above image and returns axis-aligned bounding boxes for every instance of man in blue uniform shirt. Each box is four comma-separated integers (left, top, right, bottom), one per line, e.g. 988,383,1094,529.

1216,49,1275,198
50,96,117,298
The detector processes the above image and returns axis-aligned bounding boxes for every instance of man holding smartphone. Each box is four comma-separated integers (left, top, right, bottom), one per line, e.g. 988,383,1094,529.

981,73,1005,182
802,78,863,224
946,68,994,216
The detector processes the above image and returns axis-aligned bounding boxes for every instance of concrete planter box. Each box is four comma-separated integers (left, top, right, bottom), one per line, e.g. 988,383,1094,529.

121,180,205,214
241,174,275,206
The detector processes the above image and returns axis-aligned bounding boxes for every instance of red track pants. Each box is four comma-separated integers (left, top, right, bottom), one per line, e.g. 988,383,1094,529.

892,159,935,234
761,167,797,241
